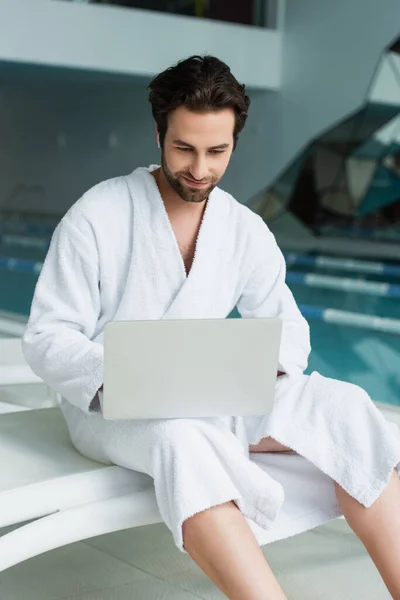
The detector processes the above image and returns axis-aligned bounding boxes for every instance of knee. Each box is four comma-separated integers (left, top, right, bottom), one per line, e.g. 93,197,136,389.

182,501,237,547
343,380,372,404
151,417,239,463
311,372,374,412
153,418,210,454
341,381,378,419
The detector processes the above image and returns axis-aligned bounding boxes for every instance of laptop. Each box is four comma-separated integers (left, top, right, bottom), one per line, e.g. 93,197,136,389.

102,317,282,420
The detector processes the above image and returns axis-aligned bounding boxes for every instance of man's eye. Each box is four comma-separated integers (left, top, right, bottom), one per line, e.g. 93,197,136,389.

177,147,191,152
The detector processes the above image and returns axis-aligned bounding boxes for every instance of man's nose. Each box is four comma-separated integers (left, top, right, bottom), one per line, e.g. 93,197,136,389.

189,156,209,181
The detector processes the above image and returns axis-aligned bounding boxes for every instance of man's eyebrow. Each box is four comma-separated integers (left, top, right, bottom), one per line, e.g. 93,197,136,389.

172,139,194,148
172,139,230,150
209,143,230,149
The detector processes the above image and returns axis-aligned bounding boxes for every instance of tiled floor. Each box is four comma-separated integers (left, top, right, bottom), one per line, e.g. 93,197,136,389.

0,519,392,599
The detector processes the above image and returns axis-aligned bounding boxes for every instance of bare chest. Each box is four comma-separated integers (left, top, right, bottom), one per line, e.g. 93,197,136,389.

171,219,202,275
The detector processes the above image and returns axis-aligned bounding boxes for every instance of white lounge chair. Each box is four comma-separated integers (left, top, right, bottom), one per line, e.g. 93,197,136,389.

1,335,399,576
0,406,162,572
0,335,161,572
0,337,54,412
0,337,42,386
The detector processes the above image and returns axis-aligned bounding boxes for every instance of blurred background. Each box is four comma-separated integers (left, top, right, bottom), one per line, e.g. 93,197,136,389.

0,3,400,600
1,0,399,407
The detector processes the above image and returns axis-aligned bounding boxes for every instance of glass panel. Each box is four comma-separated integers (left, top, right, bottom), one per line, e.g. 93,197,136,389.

67,0,269,28
255,46,400,407
389,34,400,55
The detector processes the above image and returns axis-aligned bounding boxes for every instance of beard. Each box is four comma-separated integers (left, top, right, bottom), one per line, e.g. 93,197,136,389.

161,153,218,203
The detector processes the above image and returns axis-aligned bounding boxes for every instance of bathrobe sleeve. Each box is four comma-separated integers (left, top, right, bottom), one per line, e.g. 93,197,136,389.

236,216,311,377
22,214,103,413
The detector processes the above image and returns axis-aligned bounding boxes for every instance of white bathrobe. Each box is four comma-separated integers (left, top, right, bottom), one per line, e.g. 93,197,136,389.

22,165,400,552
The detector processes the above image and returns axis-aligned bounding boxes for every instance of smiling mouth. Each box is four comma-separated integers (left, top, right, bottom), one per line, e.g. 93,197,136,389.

182,176,209,188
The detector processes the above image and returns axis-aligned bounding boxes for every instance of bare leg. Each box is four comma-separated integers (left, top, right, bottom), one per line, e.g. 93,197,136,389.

249,437,292,454
335,470,400,600
183,501,288,600
250,438,400,598
253,439,400,597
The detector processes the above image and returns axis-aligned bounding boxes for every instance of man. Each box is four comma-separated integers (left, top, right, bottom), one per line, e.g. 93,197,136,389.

22,55,400,600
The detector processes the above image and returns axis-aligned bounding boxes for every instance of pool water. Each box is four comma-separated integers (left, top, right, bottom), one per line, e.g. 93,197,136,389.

284,262,400,405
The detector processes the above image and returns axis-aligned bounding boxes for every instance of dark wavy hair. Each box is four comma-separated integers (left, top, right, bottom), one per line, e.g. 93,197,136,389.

148,55,250,151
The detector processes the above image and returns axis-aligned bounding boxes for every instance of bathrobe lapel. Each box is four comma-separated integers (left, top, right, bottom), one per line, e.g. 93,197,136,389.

128,166,224,320
162,188,222,319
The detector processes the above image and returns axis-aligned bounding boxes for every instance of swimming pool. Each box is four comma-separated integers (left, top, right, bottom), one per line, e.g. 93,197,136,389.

1,235,399,406
283,257,400,406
